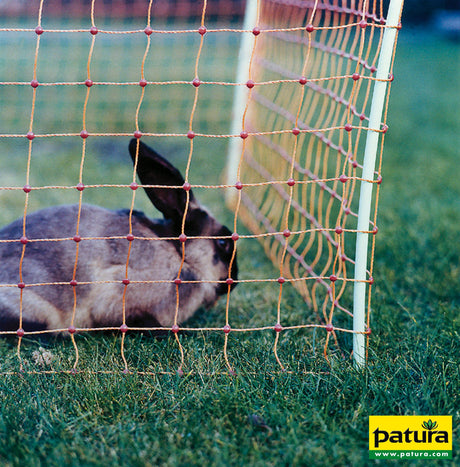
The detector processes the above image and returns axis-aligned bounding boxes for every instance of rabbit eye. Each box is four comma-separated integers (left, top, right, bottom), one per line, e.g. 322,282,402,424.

217,238,232,253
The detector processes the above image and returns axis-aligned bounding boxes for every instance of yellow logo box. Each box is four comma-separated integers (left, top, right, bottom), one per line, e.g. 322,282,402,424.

369,416,452,451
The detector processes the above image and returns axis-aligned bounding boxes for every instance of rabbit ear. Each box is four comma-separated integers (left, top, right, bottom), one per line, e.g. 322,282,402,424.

129,139,198,225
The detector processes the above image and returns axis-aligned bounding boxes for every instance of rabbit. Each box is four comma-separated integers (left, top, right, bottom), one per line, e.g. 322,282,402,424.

0,139,237,333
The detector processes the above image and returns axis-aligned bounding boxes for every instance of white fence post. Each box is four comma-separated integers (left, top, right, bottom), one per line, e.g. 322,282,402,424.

353,0,404,367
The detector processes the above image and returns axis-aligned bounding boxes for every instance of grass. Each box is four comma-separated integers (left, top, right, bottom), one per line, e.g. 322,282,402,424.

0,23,459,466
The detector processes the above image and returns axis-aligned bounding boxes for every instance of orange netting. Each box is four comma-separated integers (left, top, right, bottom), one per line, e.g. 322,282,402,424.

0,0,402,375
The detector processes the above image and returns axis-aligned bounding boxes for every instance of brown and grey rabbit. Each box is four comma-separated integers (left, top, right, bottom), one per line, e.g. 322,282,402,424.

0,139,237,333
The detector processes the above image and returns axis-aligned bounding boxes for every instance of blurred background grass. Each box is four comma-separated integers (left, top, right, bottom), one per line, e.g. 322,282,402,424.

0,20,240,221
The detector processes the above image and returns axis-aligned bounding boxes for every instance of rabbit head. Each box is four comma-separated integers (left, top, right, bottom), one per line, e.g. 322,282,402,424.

127,138,238,306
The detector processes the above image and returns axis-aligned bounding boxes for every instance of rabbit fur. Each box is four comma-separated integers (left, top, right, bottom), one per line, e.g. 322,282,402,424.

0,139,237,332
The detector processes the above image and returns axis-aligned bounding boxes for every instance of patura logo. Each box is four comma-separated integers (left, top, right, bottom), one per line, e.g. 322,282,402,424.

369,416,452,460
373,419,448,447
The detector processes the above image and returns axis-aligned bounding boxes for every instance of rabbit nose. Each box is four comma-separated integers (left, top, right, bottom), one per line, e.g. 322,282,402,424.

229,251,238,281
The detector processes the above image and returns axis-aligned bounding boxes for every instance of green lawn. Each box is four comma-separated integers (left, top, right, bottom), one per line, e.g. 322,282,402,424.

0,25,459,466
